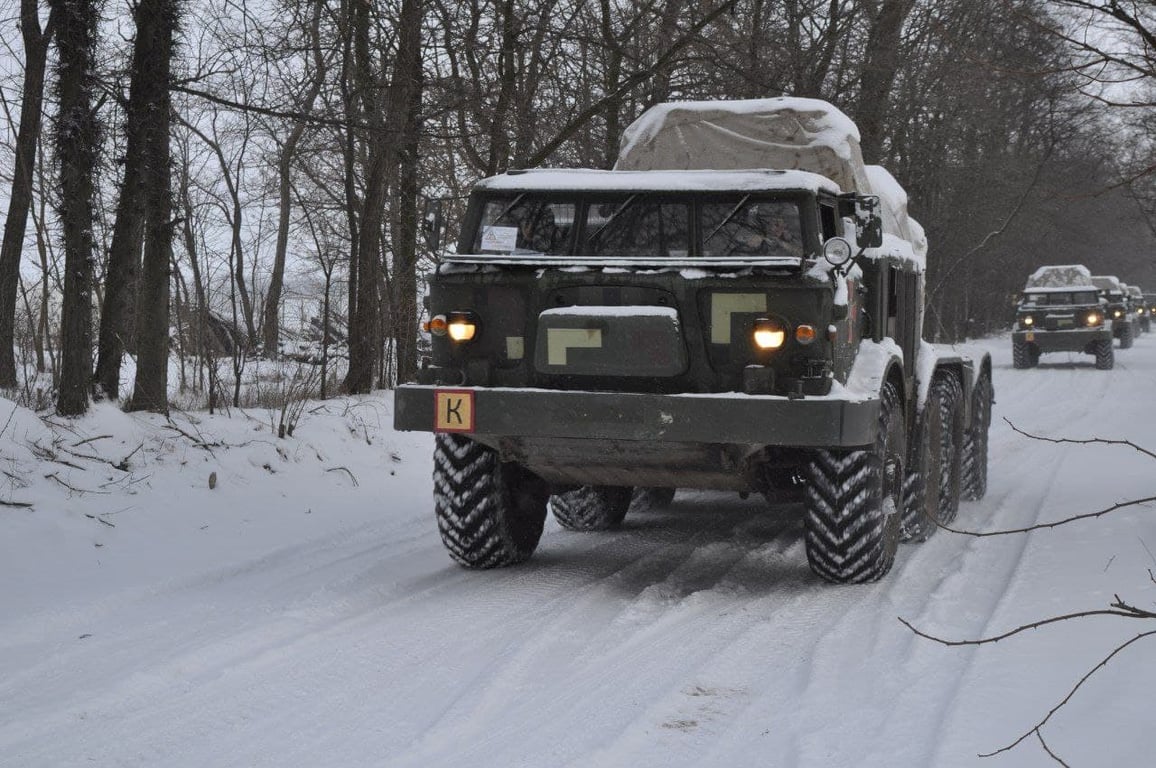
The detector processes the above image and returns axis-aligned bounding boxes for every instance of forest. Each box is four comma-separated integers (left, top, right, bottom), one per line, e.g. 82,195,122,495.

0,0,1153,416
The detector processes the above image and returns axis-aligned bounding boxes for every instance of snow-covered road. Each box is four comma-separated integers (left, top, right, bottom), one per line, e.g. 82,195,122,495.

3,334,1155,768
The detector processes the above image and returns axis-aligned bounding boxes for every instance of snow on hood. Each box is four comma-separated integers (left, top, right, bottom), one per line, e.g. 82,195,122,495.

614,97,870,194
477,168,839,195
1025,264,1095,290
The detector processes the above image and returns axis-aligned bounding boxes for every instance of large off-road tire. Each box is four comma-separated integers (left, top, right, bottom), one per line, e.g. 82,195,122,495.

549,485,633,531
433,434,549,568
803,381,905,584
1094,338,1114,370
1012,341,1033,369
629,487,676,513
1119,322,1134,349
960,371,993,501
901,374,962,541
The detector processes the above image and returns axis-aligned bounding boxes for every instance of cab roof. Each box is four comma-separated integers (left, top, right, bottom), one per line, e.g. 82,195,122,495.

475,168,840,195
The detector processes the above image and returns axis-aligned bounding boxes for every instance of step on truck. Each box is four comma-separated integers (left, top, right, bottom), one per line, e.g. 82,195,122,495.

1012,265,1114,369
394,98,993,584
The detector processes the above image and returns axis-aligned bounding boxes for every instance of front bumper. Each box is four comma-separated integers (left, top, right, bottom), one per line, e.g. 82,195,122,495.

1013,326,1111,353
393,385,879,449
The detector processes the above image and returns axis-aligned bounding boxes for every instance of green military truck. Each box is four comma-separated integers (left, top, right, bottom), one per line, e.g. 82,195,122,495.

1124,285,1149,334
1012,265,1114,369
1092,275,1137,348
394,98,992,584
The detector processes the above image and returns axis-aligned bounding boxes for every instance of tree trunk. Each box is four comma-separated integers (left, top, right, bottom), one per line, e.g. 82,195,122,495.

262,0,325,357
0,1,55,388
343,0,387,394
388,0,424,385
855,0,915,163
127,0,177,414
95,0,157,400
51,0,100,416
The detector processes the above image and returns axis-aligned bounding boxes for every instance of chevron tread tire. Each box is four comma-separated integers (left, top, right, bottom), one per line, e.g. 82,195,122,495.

433,434,548,568
803,381,904,584
550,486,633,531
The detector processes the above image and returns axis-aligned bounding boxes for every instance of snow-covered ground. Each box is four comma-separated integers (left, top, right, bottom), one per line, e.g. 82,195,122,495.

2,334,1154,768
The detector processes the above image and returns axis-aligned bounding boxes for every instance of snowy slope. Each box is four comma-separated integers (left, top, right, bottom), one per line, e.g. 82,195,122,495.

3,337,1155,768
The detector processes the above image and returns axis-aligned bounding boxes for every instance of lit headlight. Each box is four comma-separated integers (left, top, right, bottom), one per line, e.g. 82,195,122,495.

1021,315,1034,327
1085,312,1102,327
446,311,480,342
1113,309,1123,318
752,317,786,350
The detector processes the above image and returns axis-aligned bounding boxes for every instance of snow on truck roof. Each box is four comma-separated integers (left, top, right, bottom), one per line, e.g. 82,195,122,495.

1091,275,1124,292
615,97,867,193
476,168,840,194
1024,264,1096,290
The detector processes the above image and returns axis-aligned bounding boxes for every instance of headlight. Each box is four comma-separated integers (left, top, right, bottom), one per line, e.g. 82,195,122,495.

1021,315,1034,327
1085,312,1102,327
446,311,480,342
752,317,786,350
1113,309,1123,318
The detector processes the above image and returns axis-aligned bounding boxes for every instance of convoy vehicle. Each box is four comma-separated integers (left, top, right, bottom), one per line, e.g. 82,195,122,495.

1092,275,1136,348
394,98,992,584
1012,265,1113,369
1124,285,1149,333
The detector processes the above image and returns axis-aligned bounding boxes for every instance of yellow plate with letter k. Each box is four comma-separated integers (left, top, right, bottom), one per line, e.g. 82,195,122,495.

434,389,475,433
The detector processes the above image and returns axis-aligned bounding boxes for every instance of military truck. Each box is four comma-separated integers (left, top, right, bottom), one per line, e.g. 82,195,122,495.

1012,265,1113,369
1124,285,1149,333
1092,275,1136,348
394,98,993,584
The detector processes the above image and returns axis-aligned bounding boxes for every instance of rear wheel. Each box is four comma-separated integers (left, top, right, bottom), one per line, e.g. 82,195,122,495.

803,381,904,584
433,435,549,568
961,371,992,501
549,486,632,531
1094,339,1114,370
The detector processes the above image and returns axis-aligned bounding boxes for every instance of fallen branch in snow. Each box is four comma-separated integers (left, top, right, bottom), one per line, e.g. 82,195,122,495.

900,602,1156,765
935,421,1156,537
163,420,224,453
45,472,108,495
70,434,113,448
0,498,33,508
325,466,359,486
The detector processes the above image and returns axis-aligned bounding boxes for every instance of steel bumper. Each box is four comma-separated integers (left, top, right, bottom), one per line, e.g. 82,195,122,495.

1013,327,1110,352
393,385,880,448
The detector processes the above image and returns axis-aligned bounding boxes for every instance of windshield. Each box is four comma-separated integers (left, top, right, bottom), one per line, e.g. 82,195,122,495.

583,197,689,258
702,200,803,258
474,197,576,256
1020,291,1099,307
467,193,805,260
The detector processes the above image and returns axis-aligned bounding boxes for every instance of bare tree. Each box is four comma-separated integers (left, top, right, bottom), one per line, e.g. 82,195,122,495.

49,0,99,416
126,0,178,414
0,0,55,389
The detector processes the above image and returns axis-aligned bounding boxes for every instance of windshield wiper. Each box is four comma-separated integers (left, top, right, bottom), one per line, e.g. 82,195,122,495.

586,195,637,243
490,193,526,225
704,194,750,244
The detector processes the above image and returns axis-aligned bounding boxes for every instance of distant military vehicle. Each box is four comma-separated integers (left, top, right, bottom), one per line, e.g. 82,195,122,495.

395,98,992,584
1092,275,1136,348
1013,265,1113,369
1124,285,1149,333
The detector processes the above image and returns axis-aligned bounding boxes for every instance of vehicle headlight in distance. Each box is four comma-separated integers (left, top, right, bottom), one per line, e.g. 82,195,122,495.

1113,309,1123,318
1085,311,1102,327
1021,315,1034,327
447,311,480,342
752,317,786,350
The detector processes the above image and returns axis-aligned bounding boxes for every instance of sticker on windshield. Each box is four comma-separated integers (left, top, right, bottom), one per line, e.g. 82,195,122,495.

480,225,518,252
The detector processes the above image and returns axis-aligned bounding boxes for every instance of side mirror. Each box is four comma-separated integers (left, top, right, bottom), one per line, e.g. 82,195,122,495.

853,195,883,249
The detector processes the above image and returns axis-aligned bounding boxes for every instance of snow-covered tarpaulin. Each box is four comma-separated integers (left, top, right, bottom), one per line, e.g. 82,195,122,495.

1024,264,1096,290
614,97,871,195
